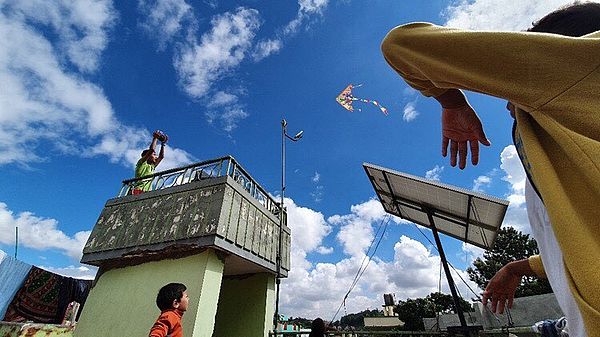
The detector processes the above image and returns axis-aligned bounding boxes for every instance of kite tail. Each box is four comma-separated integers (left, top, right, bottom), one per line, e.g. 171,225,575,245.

353,98,388,115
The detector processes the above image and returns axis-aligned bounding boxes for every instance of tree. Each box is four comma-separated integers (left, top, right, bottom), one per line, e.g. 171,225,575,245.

394,292,472,331
467,227,552,297
338,309,383,328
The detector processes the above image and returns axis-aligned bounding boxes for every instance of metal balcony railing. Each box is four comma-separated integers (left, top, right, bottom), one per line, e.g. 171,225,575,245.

119,156,281,216
269,332,444,337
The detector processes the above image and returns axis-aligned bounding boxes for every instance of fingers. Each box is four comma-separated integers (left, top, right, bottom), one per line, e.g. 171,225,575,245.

481,291,490,306
478,128,491,146
497,295,507,314
458,142,467,169
470,140,479,165
442,136,449,157
450,140,458,167
507,295,514,309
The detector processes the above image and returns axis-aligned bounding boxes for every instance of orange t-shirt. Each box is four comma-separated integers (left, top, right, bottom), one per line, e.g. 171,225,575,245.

149,309,183,337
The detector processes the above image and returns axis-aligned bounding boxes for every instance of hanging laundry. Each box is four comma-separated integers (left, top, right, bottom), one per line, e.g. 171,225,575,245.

3,267,62,323
0,250,32,319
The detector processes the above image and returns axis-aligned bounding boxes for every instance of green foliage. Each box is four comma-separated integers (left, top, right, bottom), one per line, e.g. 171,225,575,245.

394,292,472,331
286,317,312,329
336,309,384,328
466,227,553,297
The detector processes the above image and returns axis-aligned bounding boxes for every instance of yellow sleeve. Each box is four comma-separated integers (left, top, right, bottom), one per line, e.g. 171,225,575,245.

528,255,547,278
381,22,600,110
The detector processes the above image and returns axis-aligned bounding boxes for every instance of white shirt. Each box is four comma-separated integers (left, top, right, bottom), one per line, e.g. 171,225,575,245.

526,179,586,337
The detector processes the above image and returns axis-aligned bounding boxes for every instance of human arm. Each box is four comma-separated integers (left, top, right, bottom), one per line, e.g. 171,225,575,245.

138,135,159,165
381,23,600,168
155,142,165,167
381,22,600,109
482,256,545,314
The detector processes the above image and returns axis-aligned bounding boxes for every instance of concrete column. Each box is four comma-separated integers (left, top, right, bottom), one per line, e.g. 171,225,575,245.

74,249,224,337
212,273,276,337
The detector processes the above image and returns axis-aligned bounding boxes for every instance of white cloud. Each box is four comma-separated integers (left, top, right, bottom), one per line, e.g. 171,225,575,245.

499,145,530,233
310,172,324,202
444,0,582,31
206,105,249,132
3,0,116,73
0,203,89,260
253,39,283,61
310,185,324,203
329,199,387,256
402,101,419,122
138,0,194,49
425,165,444,181
171,8,259,132
208,91,239,108
174,8,261,98
253,0,329,60
281,198,481,319
0,1,195,169
316,246,333,254
41,264,98,280
472,175,492,192
461,242,485,265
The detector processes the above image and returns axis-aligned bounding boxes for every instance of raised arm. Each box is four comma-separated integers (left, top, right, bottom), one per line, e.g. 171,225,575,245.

381,23,600,168
155,142,165,167
381,22,600,109
138,136,158,165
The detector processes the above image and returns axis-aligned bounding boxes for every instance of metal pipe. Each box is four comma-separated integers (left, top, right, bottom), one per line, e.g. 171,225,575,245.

426,210,468,331
274,119,287,334
15,226,18,259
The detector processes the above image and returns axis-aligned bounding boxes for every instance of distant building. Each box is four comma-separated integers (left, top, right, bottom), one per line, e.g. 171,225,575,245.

364,294,404,329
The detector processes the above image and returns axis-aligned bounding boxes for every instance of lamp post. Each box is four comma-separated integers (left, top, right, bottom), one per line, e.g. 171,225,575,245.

274,119,303,334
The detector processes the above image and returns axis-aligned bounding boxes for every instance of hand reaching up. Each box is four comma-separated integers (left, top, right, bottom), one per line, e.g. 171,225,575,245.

441,104,491,169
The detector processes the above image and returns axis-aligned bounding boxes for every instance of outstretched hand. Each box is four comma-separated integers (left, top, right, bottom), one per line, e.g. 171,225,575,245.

441,104,490,169
482,264,522,314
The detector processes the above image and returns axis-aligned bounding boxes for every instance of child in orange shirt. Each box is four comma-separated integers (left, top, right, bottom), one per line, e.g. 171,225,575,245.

149,283,189,337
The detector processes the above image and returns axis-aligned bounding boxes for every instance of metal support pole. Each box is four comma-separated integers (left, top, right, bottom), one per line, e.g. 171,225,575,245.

15,226,18,259
426,210,468,329
274,119,287,335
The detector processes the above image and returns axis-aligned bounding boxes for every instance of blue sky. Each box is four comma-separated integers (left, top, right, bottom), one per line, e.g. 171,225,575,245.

0,0,579,319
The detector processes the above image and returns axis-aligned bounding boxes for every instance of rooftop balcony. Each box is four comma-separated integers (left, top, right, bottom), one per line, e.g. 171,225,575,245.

81,156,290,277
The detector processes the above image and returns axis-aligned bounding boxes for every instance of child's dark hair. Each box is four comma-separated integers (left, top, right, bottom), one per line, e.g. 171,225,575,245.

529,2,600,37
156,283,186,311
141,149,153,158
309,318,326,337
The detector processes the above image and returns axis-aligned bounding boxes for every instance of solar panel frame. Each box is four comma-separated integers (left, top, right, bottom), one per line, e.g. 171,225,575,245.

364,163,509,250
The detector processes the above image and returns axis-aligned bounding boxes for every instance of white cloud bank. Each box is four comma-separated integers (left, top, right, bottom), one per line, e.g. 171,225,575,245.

444,0,588,31
0,0,195,169
0,203,88,260
282,198,480,319
499,145,530,233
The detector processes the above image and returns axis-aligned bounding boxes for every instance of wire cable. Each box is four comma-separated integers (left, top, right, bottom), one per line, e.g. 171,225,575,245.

329,215,391,325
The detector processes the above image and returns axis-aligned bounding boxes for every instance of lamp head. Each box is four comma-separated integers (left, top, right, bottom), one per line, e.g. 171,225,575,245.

294,130,304,140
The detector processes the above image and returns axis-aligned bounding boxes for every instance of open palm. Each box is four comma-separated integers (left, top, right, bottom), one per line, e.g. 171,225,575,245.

441,104,490,169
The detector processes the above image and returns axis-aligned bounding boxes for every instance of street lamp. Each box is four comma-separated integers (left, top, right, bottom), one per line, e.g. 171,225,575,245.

274,119,303,334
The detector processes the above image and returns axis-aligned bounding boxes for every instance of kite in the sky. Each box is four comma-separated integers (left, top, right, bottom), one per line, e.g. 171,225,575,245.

336,84,388,115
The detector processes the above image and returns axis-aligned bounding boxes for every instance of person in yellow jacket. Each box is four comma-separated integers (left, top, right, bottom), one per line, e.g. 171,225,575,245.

381,2,600,336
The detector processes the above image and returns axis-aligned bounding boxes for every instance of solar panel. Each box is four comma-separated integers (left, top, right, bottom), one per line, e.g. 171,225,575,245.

364,163,509,249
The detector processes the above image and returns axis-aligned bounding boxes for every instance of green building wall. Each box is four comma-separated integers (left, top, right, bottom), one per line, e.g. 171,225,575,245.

212,273,275,337
74,250,224,337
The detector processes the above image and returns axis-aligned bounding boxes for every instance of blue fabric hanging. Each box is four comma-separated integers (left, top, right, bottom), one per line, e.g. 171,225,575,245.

0,250,32,319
